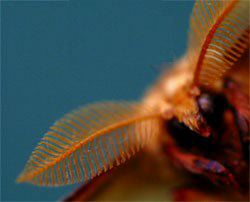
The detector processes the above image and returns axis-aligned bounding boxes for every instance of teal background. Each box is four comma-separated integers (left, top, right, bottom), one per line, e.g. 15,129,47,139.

1,0,193,201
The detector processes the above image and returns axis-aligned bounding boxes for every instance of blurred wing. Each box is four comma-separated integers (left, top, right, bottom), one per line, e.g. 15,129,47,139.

17,102,162,186
188,0,249,89
64,152,187,201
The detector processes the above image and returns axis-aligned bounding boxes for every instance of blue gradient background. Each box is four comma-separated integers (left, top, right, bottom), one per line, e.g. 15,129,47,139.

2,0,193,201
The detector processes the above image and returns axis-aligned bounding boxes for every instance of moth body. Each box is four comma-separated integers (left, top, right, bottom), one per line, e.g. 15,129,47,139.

17,0,249,200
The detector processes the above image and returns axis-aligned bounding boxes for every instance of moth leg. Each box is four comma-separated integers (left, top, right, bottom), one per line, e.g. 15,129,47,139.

221,109,249,192
224,79,250,147
165,144,238,189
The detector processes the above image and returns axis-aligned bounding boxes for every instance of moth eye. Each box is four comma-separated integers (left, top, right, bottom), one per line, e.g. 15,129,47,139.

197,93,228,130
198,94,214,115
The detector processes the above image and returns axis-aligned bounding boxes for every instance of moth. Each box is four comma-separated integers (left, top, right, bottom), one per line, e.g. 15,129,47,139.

17,0,249,201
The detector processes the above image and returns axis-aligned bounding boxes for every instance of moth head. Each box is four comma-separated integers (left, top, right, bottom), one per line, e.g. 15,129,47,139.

144,57,212,137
